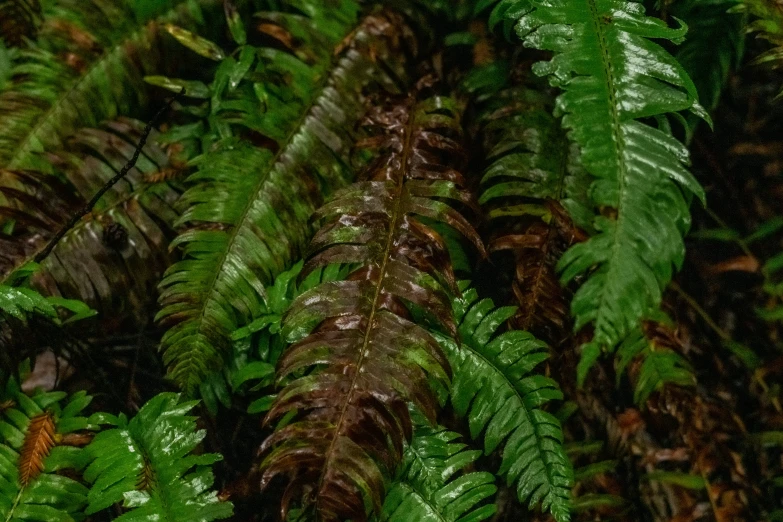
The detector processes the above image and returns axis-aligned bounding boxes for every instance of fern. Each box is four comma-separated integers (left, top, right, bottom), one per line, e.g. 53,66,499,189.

201,261,351,415
83,392,232,521
0,0,42,47
0,372,95,521
0,0,215,172
259,92,482,521
735,0,783,92
673,0,745,126
0,119,182,324
156,2,419,393
471,71,590,344
494,0,708,383
435,283,573,522
380,418,497,522
615,321,695,404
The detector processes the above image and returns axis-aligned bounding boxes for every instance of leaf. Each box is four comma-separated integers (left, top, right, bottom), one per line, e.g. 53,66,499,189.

164,23,225,60
380,419,497,522
436,283,573,522
83,393,232,521
0,376,93,521
0,0,213,172
644,471,707,489
18,412,54,485
673,0,745,134
615,323,695,404
470,71,590,345
157,3,419,394
259,92,483,522
499,0,708,381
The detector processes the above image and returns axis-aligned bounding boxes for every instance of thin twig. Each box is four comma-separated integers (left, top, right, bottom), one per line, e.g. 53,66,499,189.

33,89,184,265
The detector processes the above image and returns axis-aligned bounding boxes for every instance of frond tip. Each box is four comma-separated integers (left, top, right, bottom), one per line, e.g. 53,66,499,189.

259,92,483,522
436,283,573,522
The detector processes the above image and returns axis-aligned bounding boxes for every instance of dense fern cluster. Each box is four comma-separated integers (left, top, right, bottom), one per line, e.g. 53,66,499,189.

0,0,782,520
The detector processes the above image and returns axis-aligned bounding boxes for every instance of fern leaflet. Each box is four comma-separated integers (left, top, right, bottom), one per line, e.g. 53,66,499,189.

0,373,95,521
156,2,417,393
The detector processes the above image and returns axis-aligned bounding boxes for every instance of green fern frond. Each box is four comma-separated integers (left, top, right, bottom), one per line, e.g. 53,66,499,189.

735,0,783,87
157,3,418,394
0,0,42,47
259,92,482,521
0,373,96,521
615,323,695,404
380,420,497,522
0,119,182,324
435,283,573,522
0,0,214,172
200,261,351,415
496,0,708,380
83,392,232,521
673,0,745,126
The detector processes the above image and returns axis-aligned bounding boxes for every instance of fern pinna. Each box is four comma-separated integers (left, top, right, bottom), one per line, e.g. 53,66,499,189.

156,1,419,394
258,90,483,521
491,0,709,384
472,71,589,346
0,373,95,521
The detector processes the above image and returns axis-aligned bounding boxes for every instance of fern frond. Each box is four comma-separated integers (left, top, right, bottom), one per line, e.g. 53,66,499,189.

381,419,497,522
0,0,214,172
435,283,573,522
736,0,783,85
0,119,182,325
259,92,483,522
83,392,232,521
615,322,694,404
673,0,745,123
201,261,350,415
474,75,589,344
157,3,418,393
496,0,708,380
0,375,95,521
0,0,42,47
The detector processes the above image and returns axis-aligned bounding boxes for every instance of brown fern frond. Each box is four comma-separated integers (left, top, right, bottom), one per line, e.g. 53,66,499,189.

491,201,585,344
258,87,483,522
0,0,42,47
0,118,181,326
18,411,55,486
476,78,588,346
